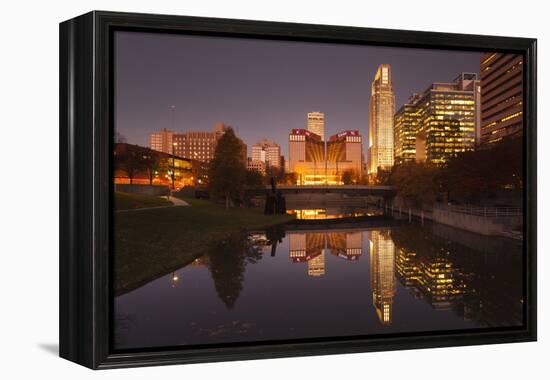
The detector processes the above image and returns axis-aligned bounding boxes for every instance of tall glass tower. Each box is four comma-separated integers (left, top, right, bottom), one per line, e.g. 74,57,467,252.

368,64,395,175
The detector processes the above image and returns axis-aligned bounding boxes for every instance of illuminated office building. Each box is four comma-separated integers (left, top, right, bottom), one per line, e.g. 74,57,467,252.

307,111,325,141
368,231,396,325
480,53,523,145
288,129,325,184
149,128,174,154
326,130,363,183
251,139,282,170
407,73,480,165
246,158,266,174
288,129,363,185
151,123,246,163
394,94,422,165
368,64,395,175
171,122,228,163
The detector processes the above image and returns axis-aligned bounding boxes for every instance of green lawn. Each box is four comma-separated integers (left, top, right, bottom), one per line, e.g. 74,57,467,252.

114,197,292,295
114,191,172,211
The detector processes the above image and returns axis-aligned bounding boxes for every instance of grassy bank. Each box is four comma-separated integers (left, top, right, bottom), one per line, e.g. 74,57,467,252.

115,191,171,211
114,197,292,295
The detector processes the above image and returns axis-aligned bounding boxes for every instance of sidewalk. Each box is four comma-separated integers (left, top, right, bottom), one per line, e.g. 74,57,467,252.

162,196,190,207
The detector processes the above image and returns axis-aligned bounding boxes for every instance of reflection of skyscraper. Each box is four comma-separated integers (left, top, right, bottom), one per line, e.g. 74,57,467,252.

368,64,395,175
307,111,325,141
369,231,396,325
307,251,325,277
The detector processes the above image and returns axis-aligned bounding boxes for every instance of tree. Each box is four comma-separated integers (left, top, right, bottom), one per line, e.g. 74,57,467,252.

141,153,162,185
440,136,523,202
114,145,146,184
245,170,265,190
390,162,439,207
114,132,127,143
341,170,354,185
208,127,247,208
282,172,298,185
265,165,284,185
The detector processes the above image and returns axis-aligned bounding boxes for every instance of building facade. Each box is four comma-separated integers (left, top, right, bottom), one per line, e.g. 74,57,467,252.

246,158,267,174
149,128,174,154
288,129,363,185
307,111,325,141
326,130,363,182
368,64,395,175
394,94,422,165
171,123,227,163
149,123,235,163
479,52,523,146
114,143,206,189
251,139,282,169
406,73,480,165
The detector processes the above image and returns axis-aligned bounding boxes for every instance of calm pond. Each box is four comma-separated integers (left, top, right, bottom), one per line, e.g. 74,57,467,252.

114,217,523,350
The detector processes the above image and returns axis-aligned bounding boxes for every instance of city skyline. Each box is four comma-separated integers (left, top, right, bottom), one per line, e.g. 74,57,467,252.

115,31,482,160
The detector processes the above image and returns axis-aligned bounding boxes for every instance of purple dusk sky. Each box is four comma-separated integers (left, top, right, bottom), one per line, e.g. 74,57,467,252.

114,31,482,158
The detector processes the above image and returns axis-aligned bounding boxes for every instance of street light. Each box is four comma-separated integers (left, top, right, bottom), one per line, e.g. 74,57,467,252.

171,142,178,190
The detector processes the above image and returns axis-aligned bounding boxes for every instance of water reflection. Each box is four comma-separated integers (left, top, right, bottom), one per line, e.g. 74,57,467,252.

369,231,396,325
287,207,379,219
115,222,523,349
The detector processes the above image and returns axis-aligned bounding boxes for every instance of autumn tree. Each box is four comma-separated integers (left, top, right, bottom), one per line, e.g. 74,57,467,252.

390,162,439,207
208,127,247,208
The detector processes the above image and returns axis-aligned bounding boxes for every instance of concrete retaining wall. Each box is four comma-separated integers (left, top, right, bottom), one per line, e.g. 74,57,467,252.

432,208,521,236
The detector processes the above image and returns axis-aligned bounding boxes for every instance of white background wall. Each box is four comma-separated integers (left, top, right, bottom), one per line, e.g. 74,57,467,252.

0,0,546,378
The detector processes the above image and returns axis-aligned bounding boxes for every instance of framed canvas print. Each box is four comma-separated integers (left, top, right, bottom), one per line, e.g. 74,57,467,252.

59,11,537,369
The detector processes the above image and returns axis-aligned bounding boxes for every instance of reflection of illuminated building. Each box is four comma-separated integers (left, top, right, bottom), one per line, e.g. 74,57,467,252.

308,251,325,277
395,245,466,310
416,257,466,309
288,128,363,185
395,248,420,287
368,64,395,175
369,231,396,325
327,231,363,261
288,231,363,274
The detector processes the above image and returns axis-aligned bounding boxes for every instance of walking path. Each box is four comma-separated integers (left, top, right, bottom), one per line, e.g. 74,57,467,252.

162,196,190,206
116,196,190,213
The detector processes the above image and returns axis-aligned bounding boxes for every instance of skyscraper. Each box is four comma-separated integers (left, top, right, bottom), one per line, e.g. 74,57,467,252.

149,128,174,154
368,64,395,175
394,94,422,165
403,73,480,165
307,112,325,141
479,53,523,146
251,139,282,169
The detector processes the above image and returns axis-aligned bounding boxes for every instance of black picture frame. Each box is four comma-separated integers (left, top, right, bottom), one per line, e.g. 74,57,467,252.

59,10,537,369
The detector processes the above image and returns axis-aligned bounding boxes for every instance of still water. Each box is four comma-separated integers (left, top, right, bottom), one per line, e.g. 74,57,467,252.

114,220,523,350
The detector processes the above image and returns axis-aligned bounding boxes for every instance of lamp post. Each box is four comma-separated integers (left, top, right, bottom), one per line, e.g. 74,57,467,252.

171,142,177,190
